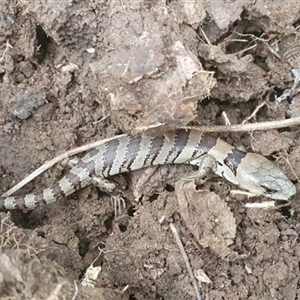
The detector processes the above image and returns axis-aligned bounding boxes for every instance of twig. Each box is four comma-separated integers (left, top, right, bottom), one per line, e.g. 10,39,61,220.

0,40,13,62
199,27,211,45
230,190,259,198
245,200,291,210
71,281,78,300
275,155,299,183
169,223,203,300
1,134,127,197
234,31,267,43
265,43,282,60
184,116,300,132
242,101,266,124
235,43,257,57
221,111,231,125
245,201,275,209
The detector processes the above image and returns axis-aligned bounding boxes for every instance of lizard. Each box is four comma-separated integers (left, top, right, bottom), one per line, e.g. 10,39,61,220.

0,129,296,210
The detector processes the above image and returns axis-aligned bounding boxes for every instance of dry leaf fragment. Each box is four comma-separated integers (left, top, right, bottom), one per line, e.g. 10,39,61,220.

175,181,237,259
194,269,212,284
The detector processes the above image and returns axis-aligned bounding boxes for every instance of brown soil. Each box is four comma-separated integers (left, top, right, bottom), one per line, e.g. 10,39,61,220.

1,1,300,299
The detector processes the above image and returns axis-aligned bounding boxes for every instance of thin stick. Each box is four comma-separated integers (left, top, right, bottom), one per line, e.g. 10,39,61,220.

221,111,231,125
199,27,211,45
71,281,78,300
169,223,203,300
1,134,127,197
184,116,300,133
242,101,266,124
0,40,13,62
276,155,299,182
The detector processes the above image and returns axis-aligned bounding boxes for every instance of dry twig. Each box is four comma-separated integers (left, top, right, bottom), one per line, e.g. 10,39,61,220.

242,101,266,124
0,40,13,62
169,223,203,300
185,116,300,133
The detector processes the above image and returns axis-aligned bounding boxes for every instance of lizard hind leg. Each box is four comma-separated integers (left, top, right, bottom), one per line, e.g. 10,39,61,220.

52,157,80,179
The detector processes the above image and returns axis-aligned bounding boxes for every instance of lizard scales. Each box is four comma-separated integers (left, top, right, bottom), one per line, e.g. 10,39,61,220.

0,129,296,210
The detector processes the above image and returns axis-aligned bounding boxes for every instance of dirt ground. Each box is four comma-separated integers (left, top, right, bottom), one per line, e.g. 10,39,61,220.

1,0,300,299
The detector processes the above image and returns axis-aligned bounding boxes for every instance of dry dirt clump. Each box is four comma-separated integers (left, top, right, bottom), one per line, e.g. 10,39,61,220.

1,1,300,299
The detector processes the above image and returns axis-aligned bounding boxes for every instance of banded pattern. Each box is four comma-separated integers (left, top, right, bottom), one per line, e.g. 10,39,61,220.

0,129,296,210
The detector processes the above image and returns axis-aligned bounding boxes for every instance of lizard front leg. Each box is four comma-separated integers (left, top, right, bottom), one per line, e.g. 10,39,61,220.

91,176,126,214
185,154,217,182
